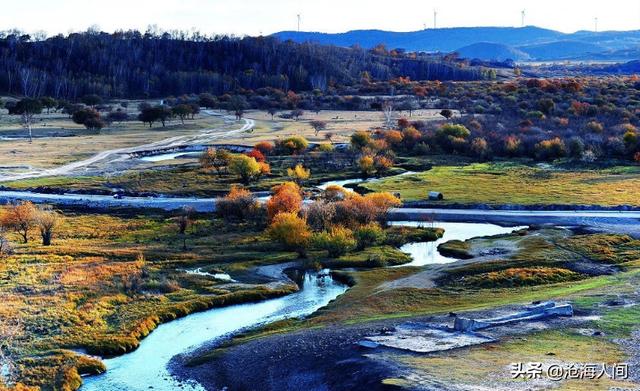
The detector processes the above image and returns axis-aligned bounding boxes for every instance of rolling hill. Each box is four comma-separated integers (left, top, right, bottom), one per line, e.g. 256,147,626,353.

273,26,640,62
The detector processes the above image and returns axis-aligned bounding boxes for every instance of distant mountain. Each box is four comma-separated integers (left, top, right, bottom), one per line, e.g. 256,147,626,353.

519,40,606,60
273,26,640,61
273,26,562,53
455,42,530,61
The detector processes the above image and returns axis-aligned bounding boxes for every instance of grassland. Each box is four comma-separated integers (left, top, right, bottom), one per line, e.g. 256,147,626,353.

363,162,640,207
0,105,445,174
0,209,310,390
0,203,442,390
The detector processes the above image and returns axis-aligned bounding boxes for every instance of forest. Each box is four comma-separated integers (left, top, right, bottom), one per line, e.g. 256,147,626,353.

0,30,489,100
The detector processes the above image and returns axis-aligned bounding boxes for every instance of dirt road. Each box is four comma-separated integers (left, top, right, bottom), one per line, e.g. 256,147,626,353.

0,111,254,182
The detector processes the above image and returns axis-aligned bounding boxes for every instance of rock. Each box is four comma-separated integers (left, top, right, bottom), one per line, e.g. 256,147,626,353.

358,340,379,349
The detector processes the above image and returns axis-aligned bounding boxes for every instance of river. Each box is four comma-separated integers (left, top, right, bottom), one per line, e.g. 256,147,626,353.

81,271,347,391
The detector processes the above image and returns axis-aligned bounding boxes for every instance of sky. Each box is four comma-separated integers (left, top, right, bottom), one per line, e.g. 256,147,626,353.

1,0,639,37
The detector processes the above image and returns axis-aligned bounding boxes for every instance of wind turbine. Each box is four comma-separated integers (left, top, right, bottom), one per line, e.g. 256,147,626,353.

521,9,526,27
297,14,301,32
433,9,438,29
594,17,599,32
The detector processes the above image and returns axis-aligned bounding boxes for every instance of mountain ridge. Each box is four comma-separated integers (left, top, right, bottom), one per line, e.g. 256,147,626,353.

273,26,640,61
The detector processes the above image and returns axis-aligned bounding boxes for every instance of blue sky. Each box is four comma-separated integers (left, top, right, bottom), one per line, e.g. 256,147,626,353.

1,0,638,36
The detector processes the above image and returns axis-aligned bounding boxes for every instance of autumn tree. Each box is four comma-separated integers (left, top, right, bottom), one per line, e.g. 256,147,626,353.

323,185,350,202
254,141,274,156
266,182,303,221
200,148,232,176
287,164,311,184
268,212,311,257
228,154,263,184
358,155,376,177
335,192,401,227
1,202,37,243
216,185,260,223
278,136,309,155
34,206,60,246
303,201,336,231
350,131,371,151
313,226,356,257
354,223,385,250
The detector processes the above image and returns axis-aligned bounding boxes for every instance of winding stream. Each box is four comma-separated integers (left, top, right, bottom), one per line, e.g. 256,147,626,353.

390,221,527,266
81,272,346,391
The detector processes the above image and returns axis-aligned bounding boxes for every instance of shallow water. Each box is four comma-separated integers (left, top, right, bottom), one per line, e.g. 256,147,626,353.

316,171,416,190
81,272,346,391
183,267,236,282
139,152,199,162
390,221,527,266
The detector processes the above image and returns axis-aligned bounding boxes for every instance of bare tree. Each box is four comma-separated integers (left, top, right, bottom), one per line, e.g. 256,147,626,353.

382,101,395,129
175,207,194,251
310,120,327,136
35,206,60,246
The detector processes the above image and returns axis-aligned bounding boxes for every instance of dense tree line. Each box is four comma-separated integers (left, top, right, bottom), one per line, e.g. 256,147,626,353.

0,30,487,100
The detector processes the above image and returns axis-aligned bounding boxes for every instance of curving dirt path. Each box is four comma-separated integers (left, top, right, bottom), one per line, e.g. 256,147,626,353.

0,111,254,182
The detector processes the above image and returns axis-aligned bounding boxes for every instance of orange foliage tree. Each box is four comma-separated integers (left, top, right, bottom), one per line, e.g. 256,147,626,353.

0,202,37,243
268,212,311,256
266,182,303,221
335,192,401,227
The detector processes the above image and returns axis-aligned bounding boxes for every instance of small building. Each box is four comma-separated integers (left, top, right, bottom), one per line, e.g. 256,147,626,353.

428,191,443,201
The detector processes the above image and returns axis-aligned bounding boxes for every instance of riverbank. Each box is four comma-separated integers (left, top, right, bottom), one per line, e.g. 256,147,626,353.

172,299,631,391
172,227,640,391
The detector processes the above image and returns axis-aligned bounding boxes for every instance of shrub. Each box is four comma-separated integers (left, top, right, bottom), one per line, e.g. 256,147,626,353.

334,192,401,227
350,131,371,150
535,137,566,161
323,185,350,202
278,136,309,155
216,185,260,223
437,124,470,139
383,130,403,146
245,149,265,162
317,143,334,152
374,156,393,174
268,212,311,256
313,227,356,257
470,137,490,159
228,154,263,183
353,223,385,250
254,141,274,155
266,182,302,221
35,206,60,246
200,148,231,176
358,155,376,177
287,164,311,183
303,201,336,231
585,121,604,133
